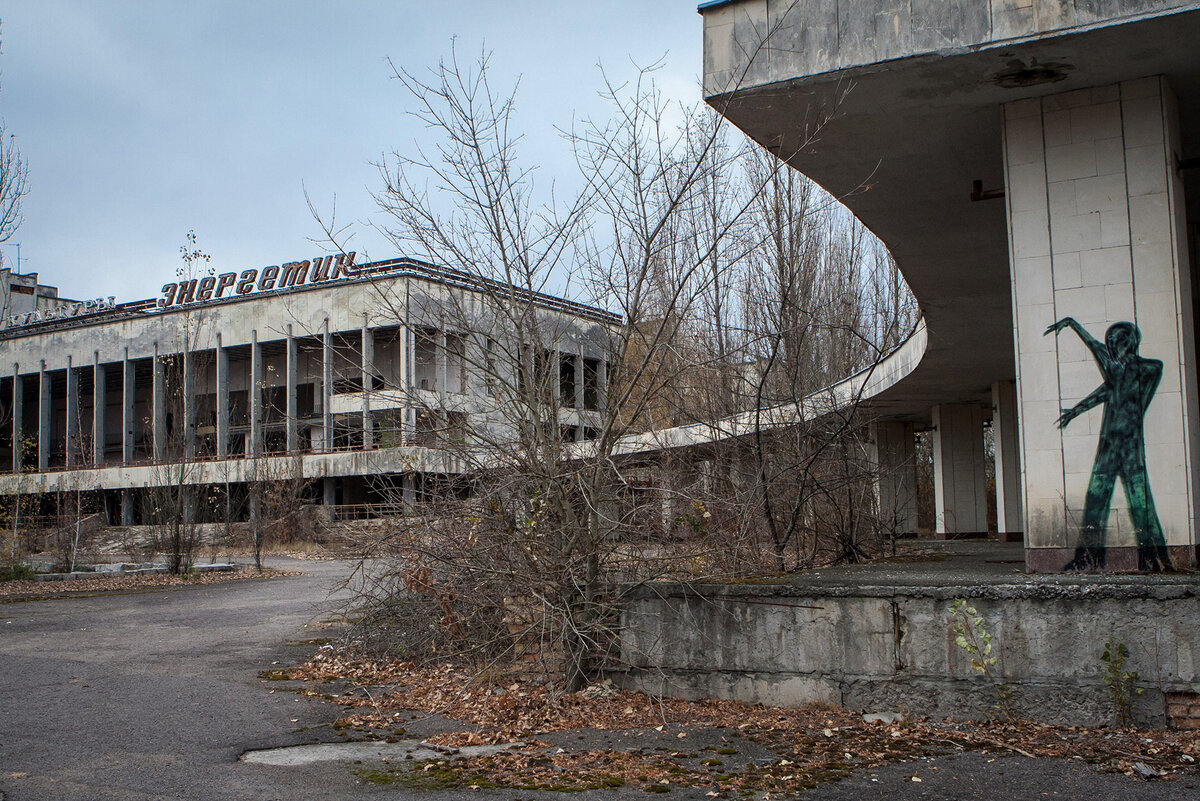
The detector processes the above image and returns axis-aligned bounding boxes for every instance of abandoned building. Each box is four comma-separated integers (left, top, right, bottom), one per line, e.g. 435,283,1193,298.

0,256,614,523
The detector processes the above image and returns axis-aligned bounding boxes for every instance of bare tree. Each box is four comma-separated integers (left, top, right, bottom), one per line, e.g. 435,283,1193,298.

0,25,28,259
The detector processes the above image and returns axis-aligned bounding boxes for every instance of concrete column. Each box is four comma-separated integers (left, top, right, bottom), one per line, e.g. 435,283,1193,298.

323,476,336,517
322,320,333,453
436,325,448,397
992,380,1023,542
182,348,194,459
152,345,166,462
122,348,135,464
11,367,21,472
597,358,608,412
361,317,374,449
120,489,134,526
869,420,918,536
398,323,411,444
216,335,229,459
37,360,50,471
574,347,585,411
286,325,298,452
249,330,262,457
36,357,50,470
1002,78,1198,571
92,355,104,467
932,403,988,537
402,473,416,505
65,356,78,468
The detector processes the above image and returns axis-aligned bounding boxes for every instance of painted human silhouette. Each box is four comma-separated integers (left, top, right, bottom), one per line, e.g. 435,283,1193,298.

1045,318,1171,571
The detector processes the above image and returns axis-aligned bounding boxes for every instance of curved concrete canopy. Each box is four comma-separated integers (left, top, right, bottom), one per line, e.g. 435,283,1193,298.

704,7,1200,423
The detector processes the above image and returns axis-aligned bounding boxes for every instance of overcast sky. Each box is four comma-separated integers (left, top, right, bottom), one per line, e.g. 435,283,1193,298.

0,1,705,302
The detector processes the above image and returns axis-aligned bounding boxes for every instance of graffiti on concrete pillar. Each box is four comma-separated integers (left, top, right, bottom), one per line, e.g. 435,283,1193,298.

1044,318,1172,572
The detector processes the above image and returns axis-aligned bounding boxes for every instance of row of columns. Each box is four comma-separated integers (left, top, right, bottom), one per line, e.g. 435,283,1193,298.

871,379,1023,540
9,319,604,471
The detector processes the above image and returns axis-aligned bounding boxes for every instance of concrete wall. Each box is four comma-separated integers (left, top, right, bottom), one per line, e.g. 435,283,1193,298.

702,0,1200,95
618,577,1200,726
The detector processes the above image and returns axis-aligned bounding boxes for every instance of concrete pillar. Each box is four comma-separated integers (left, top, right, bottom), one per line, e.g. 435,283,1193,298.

182,348,194,459
436,325,448,397
215,335,229,459
869,420,918,536
402,473,416,505
322,320,333,453
932,403,988,537
120,490,134,526
92,355,104,467
286,325,298,452
398,323,411,444
152,345,166,462
37,360,50,471
122,348,135,464
574,347,585,410
1002,78,1198,571
65,357,78,468
597,358,608,412
992,380,1023,542
361,317,374,449
11,367,21,472
249,330,262,457
323,476,336,518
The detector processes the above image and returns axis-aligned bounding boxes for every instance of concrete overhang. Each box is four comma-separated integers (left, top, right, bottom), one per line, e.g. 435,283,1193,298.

703,1,1200,423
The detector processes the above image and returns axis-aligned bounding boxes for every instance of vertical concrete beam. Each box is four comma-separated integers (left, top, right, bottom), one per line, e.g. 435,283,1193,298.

436,324,448,397
992,380,1023,542
37,360,50,471
398,321,410,445
92,355,104,467
932,403,988,536
1003,78,1199,570
322,320,333,453
10,366,20,472
182,348,194,459
286,324,298,452
574,347,585,410
869,420,918,536
122,348,135,465
152,344,166,463
215,335,229,459
65,356,78,468
597,357,608,412
249,330,262,457
323,476,336,519
120,490,134,526
361,316,374,449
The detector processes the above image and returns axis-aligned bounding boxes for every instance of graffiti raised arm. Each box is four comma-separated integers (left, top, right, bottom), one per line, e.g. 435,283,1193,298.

1045,317,1112,372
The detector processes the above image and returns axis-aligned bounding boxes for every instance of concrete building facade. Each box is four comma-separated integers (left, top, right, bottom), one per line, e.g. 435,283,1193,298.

699,0,1200,571
0,256,614,522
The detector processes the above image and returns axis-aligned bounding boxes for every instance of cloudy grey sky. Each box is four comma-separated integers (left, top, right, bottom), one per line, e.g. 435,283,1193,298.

0,1,704,302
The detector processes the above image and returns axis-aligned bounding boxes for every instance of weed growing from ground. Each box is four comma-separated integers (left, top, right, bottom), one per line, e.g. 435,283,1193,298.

948,598,1013,719
1101,636,1142,728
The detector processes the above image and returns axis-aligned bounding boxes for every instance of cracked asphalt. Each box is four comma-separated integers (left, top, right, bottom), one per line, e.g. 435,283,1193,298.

0,557,1195,800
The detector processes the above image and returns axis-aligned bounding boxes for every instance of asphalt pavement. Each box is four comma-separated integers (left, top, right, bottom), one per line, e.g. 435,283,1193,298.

0,557,1194,800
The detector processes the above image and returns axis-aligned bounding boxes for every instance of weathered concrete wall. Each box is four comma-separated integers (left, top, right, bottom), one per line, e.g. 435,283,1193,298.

617,576,1200,726
702,0,1200,95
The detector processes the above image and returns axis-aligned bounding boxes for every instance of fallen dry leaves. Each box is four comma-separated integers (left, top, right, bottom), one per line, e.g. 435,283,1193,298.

0,568,298,599
279,649,1200,794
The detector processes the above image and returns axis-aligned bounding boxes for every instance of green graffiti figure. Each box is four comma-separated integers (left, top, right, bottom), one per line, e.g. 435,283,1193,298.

1045,318,1172,571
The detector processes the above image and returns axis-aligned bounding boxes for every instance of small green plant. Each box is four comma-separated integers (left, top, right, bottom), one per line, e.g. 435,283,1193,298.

948,599,1013,719
0,562,37,582
1101,636,1142,728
